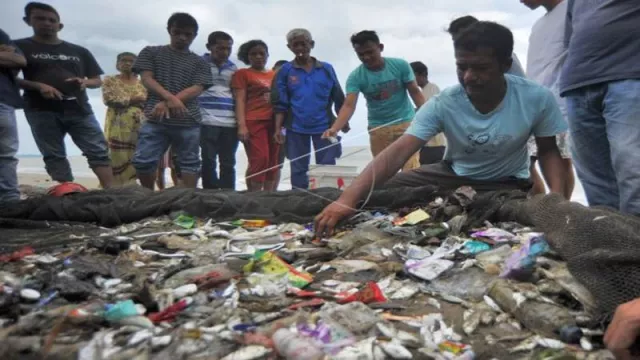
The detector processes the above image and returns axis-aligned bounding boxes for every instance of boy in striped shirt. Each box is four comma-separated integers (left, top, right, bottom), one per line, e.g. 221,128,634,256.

198,31,238,190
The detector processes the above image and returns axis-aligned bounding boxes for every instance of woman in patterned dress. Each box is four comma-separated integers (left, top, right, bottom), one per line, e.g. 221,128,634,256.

102,52,147,186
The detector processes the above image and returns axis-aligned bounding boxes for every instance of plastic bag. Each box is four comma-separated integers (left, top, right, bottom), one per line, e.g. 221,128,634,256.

243,250,313,288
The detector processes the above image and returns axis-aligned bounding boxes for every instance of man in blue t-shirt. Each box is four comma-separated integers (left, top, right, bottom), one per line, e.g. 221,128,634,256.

315,21,568,237
323,30,426,172
560,0,640,215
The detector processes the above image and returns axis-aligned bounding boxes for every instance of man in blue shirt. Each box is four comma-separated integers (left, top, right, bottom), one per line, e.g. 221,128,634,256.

560,0,640,215
272,28,345,189
315,21,567,236
198,31,238,190
0,29,26,203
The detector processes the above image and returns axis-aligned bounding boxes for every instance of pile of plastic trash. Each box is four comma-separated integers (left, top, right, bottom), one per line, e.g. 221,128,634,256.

0,187,614,359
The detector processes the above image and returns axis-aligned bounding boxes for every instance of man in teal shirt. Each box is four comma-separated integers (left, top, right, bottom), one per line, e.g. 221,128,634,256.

315,21,567,237
323,30,425,171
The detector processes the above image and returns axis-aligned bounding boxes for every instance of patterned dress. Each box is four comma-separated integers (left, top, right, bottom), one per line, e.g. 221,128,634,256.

102,75,147,186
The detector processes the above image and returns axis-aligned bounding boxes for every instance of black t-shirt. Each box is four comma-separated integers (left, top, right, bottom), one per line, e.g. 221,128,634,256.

0,29,23,109
14,38,103,114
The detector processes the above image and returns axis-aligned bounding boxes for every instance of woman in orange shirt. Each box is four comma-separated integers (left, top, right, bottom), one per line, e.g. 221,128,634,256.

232,40,279,192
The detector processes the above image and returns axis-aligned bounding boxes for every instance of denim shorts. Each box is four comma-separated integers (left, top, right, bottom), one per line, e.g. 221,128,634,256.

133,121,201,175
24,110,110,182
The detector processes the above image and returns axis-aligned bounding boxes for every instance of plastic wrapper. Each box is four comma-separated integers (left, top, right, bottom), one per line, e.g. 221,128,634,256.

243,250,313,288
500,236,550,279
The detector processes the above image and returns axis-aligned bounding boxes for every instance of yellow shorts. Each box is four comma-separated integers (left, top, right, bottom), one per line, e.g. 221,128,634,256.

369,121,419,172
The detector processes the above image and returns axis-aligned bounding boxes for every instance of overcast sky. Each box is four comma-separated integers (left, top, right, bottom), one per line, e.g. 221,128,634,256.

2,0,546,155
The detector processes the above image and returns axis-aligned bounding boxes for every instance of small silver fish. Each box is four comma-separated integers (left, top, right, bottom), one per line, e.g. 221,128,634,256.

377,340,413,359
220,345,272,360
509,336,538,353
483,295,503,313
580,337,594,351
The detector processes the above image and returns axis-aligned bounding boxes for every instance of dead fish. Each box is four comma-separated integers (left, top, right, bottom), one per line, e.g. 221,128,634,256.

536,337,566,349
375,323,421,347
484,295,503,313
580,328,604,337
426,297,441,309
509,336,538,353
512,292,527,308
460,259,477,270
480,311,495,325
220,345,272,360
463,310,481,335
390,284,420,300
377,340,413,359
334,337,376,360
580,337,594,351
495,313,510,324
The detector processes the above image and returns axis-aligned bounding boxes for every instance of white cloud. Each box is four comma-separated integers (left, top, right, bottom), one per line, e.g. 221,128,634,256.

2,0,544,155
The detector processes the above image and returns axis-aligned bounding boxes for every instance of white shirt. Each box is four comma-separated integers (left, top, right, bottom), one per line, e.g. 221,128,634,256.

527,0,568,118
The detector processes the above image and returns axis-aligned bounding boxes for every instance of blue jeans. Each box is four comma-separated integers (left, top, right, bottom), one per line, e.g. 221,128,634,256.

200,125,239,190
0,103,19,202
133,121,201,175
24,110,110,182
565,79,640,214
287,130,342,189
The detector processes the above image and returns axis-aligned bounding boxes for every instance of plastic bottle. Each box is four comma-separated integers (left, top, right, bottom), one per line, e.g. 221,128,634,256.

272,328,324,360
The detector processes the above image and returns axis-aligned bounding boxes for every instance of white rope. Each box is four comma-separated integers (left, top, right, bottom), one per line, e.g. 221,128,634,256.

235,117,410,213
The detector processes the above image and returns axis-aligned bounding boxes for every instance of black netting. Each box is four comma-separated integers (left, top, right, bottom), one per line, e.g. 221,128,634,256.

495,193,640,318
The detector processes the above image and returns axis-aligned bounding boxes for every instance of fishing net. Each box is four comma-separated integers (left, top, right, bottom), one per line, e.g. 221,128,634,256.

494,193,640,319
2,185,638,320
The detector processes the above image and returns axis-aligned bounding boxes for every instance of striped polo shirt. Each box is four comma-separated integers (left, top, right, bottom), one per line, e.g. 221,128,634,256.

133,45,213,126
199,56,237,127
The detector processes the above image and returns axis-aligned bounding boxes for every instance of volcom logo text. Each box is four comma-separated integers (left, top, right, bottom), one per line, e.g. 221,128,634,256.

31,53,81,62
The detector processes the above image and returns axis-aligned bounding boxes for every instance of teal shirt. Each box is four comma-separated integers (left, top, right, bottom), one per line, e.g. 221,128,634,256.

406,75,567,180
346,57,416,127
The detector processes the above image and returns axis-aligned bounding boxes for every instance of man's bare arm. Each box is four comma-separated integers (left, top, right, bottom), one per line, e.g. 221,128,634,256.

407,80,426,109
140,70,175,101
0,51,26,68
175,85,205,103
536,136,566,196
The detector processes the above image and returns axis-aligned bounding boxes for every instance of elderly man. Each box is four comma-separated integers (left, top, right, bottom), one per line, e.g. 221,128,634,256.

272,28,345,189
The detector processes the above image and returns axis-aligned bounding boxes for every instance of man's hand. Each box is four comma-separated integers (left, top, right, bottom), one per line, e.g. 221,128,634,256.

314,199,357,239
274,131,285,145
38,83,63,100
322,127,339,140
166,96,187,117
0,45,15,53
151,101,169,119
65,77,87,91
604,298,640,359
238,125,250,143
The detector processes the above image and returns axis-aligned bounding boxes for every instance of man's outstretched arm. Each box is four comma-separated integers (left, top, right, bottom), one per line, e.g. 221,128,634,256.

314,134,425,237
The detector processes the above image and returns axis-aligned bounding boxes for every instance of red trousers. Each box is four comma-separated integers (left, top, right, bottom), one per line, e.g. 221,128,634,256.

244,120,280,183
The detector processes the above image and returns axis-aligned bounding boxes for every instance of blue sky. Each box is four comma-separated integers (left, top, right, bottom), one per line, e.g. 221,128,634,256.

2,0,547,155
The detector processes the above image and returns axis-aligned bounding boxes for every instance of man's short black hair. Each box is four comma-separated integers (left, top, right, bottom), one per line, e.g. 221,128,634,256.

453,21,514,66
350,30,380,47
237,40,268,65
25,2,60,20
207,31,233,46
410,61,428,75
448,15,478,36
167,12,199,33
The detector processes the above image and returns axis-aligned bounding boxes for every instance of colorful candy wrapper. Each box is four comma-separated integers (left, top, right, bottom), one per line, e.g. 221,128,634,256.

242,250,313,288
